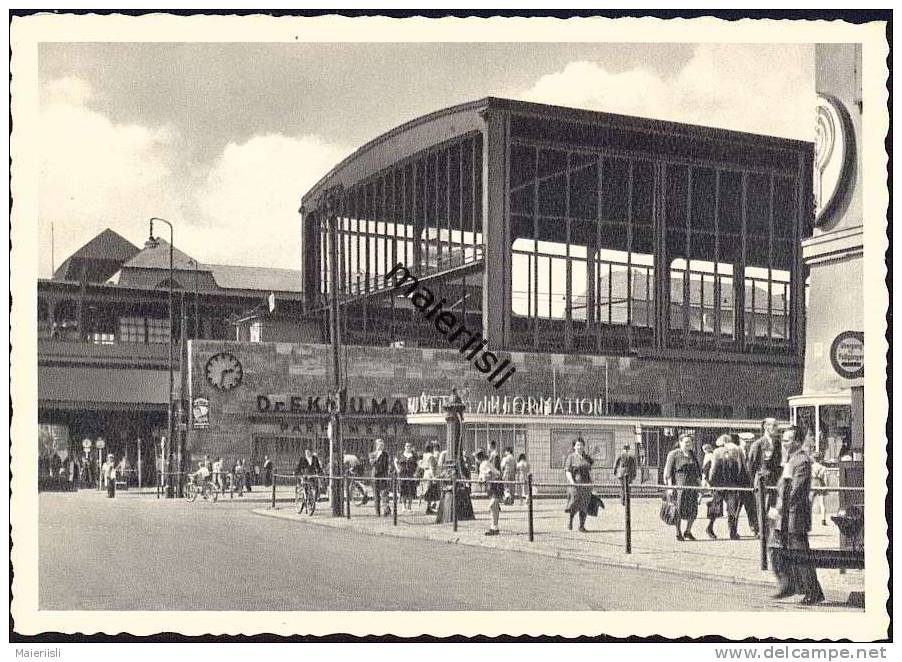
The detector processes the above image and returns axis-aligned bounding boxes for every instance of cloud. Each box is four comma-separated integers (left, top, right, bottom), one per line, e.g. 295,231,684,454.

519,44,814,140
38,76,350,276
38,77,182,276
193,133,349,268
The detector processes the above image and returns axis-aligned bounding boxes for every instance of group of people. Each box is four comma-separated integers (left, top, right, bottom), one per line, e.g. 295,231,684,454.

365,438,532,521
663,419,827,605
191,455,254,495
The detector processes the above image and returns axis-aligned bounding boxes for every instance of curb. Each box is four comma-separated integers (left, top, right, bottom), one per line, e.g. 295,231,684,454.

251,508,857,604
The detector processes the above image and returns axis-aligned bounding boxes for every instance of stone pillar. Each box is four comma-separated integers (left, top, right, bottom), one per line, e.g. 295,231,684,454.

480,108,511,350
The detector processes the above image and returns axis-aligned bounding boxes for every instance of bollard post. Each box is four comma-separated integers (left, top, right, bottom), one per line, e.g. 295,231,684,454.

270,474,277,509
344,473,351,519
374,478,381,517
527,473,534,542
451,473,458,533
392,474,398,526
756,474,768,571
623,473,632,554
156,471,161,499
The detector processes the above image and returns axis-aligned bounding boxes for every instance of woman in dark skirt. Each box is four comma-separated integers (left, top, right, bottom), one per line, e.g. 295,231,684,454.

564,437,594,532
663,433,703,541
394,441,420,512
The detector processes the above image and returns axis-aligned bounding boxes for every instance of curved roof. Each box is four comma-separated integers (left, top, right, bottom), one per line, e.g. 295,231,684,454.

299,96,812,214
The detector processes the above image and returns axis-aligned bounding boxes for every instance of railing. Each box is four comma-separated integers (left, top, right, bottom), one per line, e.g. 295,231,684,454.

262,471,864,574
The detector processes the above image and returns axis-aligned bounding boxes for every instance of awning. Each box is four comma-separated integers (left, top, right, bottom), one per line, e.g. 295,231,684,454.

39,366,169,407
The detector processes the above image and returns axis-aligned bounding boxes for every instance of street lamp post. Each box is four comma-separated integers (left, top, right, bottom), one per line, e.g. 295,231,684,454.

148,217,176,498
188,258,200,338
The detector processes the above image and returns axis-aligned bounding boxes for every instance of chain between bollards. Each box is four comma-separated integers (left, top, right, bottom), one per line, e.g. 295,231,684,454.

623,473,632,554
527,473,534,542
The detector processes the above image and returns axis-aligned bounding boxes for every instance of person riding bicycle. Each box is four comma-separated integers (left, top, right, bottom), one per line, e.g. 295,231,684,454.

343,453,361,476
295,449,323,498
191,460,211,486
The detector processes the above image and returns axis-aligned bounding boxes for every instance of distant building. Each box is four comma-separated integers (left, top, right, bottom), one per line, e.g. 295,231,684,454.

37,228,307,482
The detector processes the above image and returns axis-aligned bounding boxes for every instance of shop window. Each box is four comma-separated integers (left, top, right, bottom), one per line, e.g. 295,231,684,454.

119,316,146,343
249,321,263,343
820,405,852,463
463,424,528,459
550,429,614,469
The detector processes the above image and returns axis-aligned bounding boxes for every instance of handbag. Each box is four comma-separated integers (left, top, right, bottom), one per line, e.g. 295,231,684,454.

587,492,604,517
659,493,679,526
705,495,724,519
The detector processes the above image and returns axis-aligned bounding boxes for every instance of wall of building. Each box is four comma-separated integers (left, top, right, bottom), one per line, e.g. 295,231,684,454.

187,339,799,473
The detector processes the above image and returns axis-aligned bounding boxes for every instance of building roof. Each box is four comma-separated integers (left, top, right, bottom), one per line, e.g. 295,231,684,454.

207,264,303,293
53,228,140,282
122,237,208,272
301,96,813,212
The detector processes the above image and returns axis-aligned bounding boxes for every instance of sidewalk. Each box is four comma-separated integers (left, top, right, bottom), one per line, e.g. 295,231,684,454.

253,494,864,603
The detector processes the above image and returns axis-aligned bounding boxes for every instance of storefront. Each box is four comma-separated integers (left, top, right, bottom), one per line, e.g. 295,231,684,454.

406,393,763,490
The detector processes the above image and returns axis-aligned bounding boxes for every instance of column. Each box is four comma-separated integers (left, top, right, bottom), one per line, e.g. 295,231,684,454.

480,109,511,349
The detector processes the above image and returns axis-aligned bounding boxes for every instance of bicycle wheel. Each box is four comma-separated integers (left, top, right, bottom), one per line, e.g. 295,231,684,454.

351,481,368,506
185,482,198,503
206,483,218,503
295,482,306,514
305,485,317,515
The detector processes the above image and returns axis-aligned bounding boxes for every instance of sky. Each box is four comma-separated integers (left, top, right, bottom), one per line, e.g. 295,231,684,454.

37,42,815,277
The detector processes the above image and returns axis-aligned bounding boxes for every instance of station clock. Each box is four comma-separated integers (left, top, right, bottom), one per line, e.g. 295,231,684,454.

205,352,244,391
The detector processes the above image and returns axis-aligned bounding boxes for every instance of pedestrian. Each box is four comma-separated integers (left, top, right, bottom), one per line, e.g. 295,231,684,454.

488,440,501,471
370,438,391,517
50,452,62,481
708,434,750,540
394,441,419,512
475,449,502,536
117,455,130,487
701,439,724,539
101,453,117,498
749,418,783,512
212,457,224,493
663,433,702,541
810,452,828,527
500,446,516,505
419,442,441,515
295,448,323,498
231,458,245,496
613,444,637,505
769,426,825,605
515,453,531,502
736,432,760,537
263,455,273,487
564,437,594,533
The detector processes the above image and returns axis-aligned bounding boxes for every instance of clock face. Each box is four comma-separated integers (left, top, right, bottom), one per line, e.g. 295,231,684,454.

205,352,243,391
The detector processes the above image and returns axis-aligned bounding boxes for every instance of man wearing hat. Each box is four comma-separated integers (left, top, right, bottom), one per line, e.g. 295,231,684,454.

708,434,751,540
612,444,637,506
101,453,117,498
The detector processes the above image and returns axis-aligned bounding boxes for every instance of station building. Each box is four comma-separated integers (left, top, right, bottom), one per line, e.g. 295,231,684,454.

39,98,818,490
191,97,813,487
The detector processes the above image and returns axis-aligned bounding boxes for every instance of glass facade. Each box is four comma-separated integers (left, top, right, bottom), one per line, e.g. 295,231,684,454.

307,100,809,360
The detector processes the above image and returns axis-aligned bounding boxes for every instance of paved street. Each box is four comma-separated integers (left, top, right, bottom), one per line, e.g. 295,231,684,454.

40,490,855,611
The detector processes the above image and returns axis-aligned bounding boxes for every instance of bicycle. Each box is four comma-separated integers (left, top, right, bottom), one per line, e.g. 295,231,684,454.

185,475,218,503
295,476,318,515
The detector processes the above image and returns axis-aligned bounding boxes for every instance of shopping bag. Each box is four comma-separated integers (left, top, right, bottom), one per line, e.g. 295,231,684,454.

659,493,679,526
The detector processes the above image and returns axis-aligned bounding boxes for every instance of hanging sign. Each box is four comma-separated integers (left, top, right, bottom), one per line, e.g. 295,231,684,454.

830,330,864,379
192,397,210,429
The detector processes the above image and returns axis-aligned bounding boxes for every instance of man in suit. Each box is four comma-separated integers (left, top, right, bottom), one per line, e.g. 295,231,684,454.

612,444,637,505
295,448,324,499
748,418,783,512
708,434,751,540
769,426,825,605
